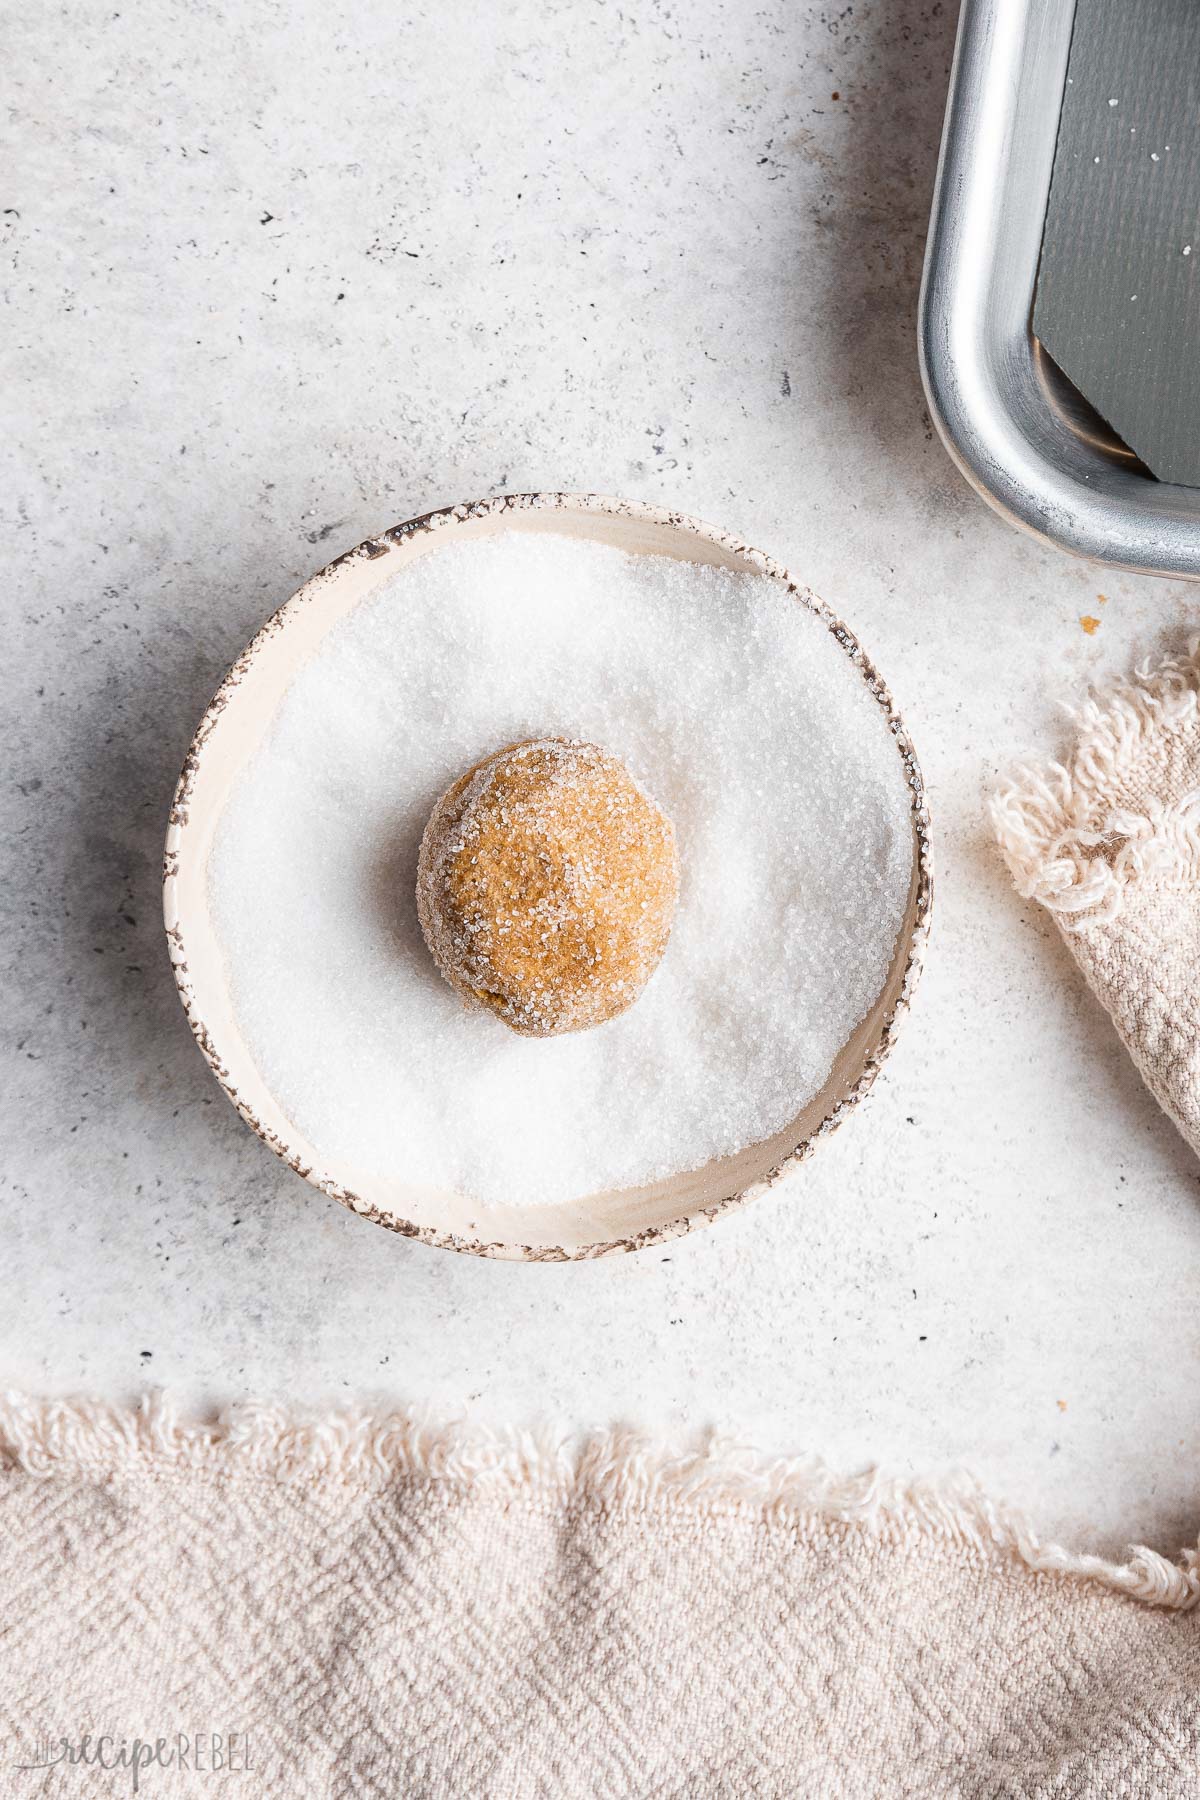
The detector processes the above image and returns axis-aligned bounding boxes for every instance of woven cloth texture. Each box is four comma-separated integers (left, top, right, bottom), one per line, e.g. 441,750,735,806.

2,1397,1199,1799
994,643,1200,1155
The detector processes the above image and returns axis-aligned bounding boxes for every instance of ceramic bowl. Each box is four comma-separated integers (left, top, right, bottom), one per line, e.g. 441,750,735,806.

164,493,932,1260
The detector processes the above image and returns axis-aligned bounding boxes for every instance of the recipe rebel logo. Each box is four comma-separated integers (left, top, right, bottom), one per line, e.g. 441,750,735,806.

13,1731,255,1792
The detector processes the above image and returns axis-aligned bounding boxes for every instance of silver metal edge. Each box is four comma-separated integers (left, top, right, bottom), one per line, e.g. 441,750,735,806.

918,0,1200,578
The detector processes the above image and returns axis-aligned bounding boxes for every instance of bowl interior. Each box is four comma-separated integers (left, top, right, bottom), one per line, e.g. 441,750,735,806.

165,499,924,1255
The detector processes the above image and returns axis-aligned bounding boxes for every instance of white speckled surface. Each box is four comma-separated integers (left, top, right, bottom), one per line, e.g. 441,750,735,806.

5,0,1200,1557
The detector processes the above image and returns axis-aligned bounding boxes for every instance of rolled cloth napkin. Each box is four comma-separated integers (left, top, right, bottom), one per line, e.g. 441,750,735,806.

2,1395,1200,1797
993,643,1200,1152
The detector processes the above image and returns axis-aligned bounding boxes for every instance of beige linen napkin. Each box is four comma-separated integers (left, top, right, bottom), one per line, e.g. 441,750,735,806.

994,644,1200,1153
2,1394,1199,1798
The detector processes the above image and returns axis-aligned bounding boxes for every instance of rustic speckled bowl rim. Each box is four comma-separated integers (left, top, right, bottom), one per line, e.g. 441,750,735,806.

164,492,933,1261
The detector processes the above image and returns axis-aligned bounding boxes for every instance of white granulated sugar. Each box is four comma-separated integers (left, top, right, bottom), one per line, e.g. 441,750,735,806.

208,532,913,1207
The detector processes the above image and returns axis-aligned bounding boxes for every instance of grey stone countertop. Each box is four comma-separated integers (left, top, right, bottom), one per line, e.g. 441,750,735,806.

5,0,1199,1557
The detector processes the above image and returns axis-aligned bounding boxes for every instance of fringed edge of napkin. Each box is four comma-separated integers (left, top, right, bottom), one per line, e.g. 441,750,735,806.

1,1390,1197,1612
992,641,1200,932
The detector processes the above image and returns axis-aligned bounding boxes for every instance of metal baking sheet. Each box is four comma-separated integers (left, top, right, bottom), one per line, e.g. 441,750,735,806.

1033,0,1200,490
918,0,1200,577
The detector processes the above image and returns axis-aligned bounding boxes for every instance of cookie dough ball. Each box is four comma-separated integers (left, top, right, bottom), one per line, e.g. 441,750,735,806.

417,738,678,1037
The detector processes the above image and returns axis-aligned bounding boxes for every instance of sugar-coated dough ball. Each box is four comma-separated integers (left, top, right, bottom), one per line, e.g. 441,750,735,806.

416,738,678,1037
